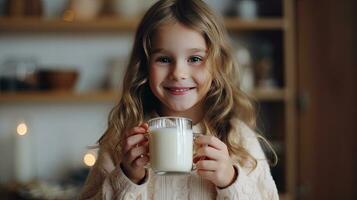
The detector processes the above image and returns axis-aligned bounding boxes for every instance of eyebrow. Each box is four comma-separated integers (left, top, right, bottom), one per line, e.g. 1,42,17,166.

151,48,207,54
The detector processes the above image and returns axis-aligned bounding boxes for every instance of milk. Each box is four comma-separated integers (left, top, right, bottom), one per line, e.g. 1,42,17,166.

149,127,193,174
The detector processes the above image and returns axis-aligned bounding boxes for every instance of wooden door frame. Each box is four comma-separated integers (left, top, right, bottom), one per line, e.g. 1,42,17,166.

296,0,357,199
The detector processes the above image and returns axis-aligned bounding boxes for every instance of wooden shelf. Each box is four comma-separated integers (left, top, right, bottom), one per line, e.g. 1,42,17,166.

0,88,285,103
225,17,284,30
249,88,286,101
0,17,284,32
0,91,119,103
279,193,291,200
0,17,140,32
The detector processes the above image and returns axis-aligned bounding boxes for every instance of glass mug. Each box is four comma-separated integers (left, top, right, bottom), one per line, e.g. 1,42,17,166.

146,117,199,175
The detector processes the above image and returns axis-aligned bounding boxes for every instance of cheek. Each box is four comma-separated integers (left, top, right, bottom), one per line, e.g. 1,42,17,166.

148,67,158,89
195,70,212,91
202,77,213,93
149,65,166,88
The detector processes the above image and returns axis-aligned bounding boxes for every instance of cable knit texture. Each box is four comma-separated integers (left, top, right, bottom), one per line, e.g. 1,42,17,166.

79,119,279,200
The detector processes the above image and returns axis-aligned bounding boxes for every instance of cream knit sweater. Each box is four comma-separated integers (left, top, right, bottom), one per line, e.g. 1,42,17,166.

79,119,279,200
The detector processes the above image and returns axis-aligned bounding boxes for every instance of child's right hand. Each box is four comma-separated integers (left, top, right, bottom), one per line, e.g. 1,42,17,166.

120,123,149,184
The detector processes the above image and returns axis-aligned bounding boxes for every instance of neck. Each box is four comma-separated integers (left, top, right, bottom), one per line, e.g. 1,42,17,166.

158,103,204,125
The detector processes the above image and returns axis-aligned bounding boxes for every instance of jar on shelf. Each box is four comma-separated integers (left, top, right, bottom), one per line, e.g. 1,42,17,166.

237,0,258,20
224,0,258,19
236,46,254,92
254,43,278,89
5,0,26,17
104,56,128,91
0,57,38,92
5,0,43,17
63,0,102,21
25,0,43,17
113,0,142,18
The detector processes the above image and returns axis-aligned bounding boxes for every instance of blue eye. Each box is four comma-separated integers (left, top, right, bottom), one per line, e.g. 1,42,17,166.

157,56,171,63
188,56,202,63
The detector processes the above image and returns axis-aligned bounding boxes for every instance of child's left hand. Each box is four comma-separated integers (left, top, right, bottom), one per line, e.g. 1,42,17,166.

194,135,237,188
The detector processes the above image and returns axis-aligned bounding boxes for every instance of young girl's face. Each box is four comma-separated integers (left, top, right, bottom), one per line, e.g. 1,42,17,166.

149,22,212,116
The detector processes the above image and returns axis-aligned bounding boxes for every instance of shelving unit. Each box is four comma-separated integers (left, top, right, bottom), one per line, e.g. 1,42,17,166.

0,91,119,103
0,0,296,199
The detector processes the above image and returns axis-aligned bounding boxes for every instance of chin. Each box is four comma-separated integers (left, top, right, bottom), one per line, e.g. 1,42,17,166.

166,104,195,113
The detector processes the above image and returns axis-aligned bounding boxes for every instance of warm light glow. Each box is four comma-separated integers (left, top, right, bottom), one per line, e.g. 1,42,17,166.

17,123,28,136
83,153,96,167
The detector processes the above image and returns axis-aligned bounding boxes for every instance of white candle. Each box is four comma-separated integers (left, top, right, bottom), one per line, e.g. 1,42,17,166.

14,122,35,183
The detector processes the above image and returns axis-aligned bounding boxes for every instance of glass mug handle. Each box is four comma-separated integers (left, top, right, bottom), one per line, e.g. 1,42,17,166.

192,132,206,171
144,132,151,169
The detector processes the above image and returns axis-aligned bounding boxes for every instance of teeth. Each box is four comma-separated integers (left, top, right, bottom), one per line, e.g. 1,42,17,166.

171,88,189,92
165,87,195,93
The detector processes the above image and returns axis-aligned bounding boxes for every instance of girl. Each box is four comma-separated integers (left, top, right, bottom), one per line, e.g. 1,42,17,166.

79,0,279,199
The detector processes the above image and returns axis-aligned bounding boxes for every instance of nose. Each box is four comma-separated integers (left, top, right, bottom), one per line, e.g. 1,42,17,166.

170,60,188,80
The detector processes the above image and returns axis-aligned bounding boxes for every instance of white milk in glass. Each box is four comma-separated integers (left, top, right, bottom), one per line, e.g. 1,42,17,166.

149,127,193,174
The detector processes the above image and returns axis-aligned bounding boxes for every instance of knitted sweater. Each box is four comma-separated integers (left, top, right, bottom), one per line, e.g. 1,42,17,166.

79,119,279,200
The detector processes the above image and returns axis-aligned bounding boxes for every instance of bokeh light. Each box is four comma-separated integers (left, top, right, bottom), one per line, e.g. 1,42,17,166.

83,152,96,167
16,123,28,136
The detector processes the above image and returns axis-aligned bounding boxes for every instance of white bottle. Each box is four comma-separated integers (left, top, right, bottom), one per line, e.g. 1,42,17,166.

114,0,142,18
236,47,254,91
237,0,258,20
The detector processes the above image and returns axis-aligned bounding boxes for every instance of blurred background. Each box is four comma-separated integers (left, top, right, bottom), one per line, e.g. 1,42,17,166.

0,0,355,199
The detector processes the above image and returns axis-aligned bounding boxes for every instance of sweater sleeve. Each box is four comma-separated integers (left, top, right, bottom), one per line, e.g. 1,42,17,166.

216,122,279,200
78,148,150,200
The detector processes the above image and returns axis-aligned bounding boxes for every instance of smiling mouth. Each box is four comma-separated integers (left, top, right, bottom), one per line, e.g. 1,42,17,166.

164,87,196,94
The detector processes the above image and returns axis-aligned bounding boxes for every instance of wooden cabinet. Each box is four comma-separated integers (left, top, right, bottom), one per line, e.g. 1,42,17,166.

0,0,297,199
297,0,357,199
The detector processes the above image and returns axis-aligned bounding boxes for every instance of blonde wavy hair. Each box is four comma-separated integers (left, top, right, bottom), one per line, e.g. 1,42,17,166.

98,0,276,170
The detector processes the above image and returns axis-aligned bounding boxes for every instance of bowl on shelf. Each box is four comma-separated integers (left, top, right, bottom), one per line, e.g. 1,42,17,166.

37,69,79,91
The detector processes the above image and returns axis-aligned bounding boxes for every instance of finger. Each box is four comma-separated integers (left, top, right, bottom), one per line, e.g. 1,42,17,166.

137,138,149,147
123,134,148,153
193,133,204,140
194,145,222,161
126,126,147,137
126,145,149,164
195,135,227,151
139,123,149,140
197,169,215,181
132,155,149,168
196,160,217,171
139,122,149,131
193,155,205,163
